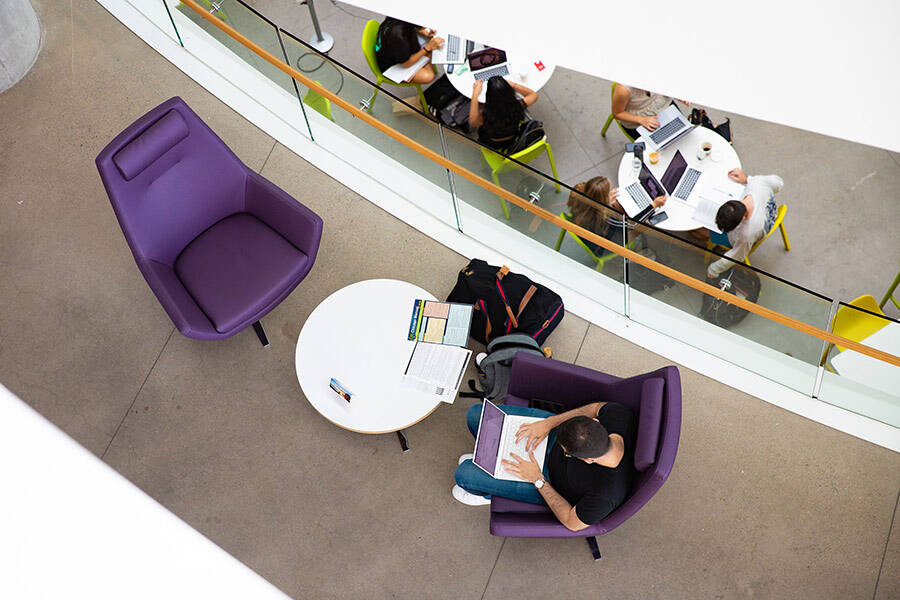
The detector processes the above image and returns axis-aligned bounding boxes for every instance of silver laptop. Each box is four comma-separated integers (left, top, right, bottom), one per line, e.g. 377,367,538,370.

431,34,466,65
468,47,509,81
473,400,548,481
637,104,694,150
619,160,667,222
659,150,703,202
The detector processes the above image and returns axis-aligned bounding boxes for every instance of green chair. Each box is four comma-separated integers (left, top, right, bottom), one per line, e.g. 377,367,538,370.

554,213,634,271
360,19,430,114
184,0,230,21
303,81,334,122
879,259,900,311
600,83,637,141
480,137,560,219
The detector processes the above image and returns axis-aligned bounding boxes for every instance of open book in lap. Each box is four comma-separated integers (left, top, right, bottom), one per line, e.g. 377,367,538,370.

383,55,430,83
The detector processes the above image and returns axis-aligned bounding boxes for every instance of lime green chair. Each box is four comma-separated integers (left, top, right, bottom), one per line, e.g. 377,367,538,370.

554,213,634,271
361,19,430,114
183,0,229,21
480,137,560,219
707,204,790,267
303,81,334,122
879,259,900,311
600,83,637,142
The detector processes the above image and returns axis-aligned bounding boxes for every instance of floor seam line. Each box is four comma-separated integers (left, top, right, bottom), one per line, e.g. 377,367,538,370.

258,140,278,173
479,537,506,600
100,327,175,460
887,149,900,170
540,91,594,174
573,323,591,364
872,485,900,600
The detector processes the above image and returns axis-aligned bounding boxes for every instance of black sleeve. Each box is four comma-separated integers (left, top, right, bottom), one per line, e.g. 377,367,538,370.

574,492,617,525
597,402,632,439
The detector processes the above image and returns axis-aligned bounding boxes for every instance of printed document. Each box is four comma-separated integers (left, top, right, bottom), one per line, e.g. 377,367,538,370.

401,343,471,403
383,55,430,83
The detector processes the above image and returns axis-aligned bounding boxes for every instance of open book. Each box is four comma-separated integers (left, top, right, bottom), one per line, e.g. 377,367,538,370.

382,55,430,84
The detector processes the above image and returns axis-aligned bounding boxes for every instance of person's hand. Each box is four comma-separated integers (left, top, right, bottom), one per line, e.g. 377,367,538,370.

472,79,484,96
501,451,543,483
514,419,552,453
652,195,667,208
425,37,444,51
609,188,623,211
418,27,436,38
728,168,748,184
678,99,692,106
640,115,660,131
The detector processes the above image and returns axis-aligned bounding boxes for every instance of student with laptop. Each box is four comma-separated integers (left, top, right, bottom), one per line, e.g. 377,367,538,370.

453,399,637,531
707,168,785,278
469,76,539,153
612,84,674,140
374,17,443,84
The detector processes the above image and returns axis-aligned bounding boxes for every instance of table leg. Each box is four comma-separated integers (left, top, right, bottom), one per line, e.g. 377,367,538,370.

396,429,410,453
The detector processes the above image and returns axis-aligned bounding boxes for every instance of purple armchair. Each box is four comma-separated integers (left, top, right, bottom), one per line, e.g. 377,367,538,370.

491,353,681,560
96,97,322,345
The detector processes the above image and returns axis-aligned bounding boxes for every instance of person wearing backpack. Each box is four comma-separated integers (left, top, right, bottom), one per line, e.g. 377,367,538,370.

468,76,539,153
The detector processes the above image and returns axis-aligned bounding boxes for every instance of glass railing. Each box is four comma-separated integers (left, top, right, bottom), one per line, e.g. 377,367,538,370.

127,0,899,429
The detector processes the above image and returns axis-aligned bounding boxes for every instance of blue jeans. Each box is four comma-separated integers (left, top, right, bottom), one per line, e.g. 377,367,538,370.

454,404,556,505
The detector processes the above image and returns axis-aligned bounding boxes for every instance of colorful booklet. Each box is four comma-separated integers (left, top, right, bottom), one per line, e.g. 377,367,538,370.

407,299,473,347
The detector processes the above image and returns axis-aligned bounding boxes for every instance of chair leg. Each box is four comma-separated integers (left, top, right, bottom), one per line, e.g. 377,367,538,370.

554,226,566,251
252,321,270,347
600,114,614,137
415,84,429,113
545,143,561,192
779,222,791,251
586,536,602,561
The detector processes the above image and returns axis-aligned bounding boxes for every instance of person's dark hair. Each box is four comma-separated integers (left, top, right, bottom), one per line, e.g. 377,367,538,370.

557,416,610,459
483,76,525,136
375,18,420,71
715,200,747,233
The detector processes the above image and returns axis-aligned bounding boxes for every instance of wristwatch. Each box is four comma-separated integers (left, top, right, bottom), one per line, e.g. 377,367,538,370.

533,478,545,489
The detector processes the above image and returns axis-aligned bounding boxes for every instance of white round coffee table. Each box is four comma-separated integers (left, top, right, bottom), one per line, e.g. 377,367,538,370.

295,279,442,450
616,126,740,231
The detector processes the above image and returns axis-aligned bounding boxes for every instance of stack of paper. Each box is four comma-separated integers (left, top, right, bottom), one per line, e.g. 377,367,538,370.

383,55,430,84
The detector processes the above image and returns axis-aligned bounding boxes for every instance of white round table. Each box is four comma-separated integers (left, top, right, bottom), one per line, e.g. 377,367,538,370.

295,279,442,450
439,36,555,104
616,127,741,231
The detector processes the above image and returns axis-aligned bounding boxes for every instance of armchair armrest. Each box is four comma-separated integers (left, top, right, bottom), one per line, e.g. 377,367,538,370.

507,353,621,410
244,171,323,262
138,258,219,340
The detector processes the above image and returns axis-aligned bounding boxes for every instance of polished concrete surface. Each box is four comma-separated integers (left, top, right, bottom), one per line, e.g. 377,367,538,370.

0,1,898,599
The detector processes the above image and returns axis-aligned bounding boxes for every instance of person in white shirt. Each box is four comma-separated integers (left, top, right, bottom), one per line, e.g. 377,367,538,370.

707,169,784,279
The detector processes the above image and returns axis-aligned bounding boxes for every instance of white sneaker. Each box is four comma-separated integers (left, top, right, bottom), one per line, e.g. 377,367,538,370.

452,484,491,506
475,352,487,367
458,453,474,464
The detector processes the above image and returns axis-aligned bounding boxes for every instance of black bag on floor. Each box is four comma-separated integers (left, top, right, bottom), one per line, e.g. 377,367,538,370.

447,259,564,345
423,74,460,110
700,267,761,328
459,333,549,402
424,74,470,131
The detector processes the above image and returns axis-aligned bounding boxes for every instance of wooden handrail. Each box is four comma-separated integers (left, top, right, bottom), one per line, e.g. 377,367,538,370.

179,0,900,369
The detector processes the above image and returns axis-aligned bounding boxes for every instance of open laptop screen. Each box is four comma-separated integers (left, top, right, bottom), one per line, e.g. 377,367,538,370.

468,48,506,71
473,401,505,474
638,162,667,200
660,150,688,194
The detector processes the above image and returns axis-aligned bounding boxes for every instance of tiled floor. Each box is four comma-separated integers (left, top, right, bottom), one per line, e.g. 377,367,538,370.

1,1,898,599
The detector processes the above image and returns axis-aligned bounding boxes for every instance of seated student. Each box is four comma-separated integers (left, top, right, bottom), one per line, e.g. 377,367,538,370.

568,176,666,256
611,84,673,140
468,77,539,153
452,400,637,531
374,17,443,84
707,168,784,279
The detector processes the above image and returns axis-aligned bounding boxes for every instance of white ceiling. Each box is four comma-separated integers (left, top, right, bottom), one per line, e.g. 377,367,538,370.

343,0,900,153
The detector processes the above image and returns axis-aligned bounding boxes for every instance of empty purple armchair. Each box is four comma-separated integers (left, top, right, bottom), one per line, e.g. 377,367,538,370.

490,353,681,560
96,97,322,345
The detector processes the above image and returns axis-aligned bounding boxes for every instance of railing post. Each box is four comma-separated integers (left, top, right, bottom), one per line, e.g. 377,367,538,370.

437,123,462,232
622,219,631,318
276,27,314,141
160,0,184,48
813,299,841,398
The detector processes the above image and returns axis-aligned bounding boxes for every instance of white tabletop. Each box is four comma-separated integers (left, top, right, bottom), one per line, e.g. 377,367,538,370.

617,126,741,231
439,35,555,104
295,279,445,434
831,322,900,399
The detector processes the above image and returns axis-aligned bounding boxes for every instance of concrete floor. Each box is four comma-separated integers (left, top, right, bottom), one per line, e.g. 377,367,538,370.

1,1,899,599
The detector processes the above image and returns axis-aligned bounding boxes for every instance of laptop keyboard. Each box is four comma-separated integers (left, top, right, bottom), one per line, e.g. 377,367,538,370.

626,182,652,210
446,35,460,61
649,119,684,144
474,64,510,81
495,425,531,478
674,168,701,200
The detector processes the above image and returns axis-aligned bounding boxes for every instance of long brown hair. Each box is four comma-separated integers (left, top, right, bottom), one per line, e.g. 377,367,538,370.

568,176,611,232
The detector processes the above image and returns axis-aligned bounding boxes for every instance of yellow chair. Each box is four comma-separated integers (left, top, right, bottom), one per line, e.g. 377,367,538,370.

707,204,791,267
303,81,334,122
879,258,900,311
360,19,430,114
600,83,637,142
480,137,560,219
554,213,634,272
831,295,889,352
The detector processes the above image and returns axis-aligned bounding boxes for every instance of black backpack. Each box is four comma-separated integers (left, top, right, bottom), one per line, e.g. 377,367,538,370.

459,334,549,402
700,267,762,328
506,119,544,155
447,259,564,345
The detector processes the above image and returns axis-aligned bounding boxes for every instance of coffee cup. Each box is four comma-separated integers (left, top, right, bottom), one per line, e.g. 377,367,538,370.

697,141,712,160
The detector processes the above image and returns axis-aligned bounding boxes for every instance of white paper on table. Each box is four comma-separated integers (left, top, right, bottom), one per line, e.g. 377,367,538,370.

692,180,745,231
401,342,471,403
383,55,430,83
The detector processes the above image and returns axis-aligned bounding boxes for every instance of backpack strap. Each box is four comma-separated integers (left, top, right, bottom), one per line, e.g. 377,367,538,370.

515,285,537,321
497,265,510,280
478,299,492,342
494,278,518,330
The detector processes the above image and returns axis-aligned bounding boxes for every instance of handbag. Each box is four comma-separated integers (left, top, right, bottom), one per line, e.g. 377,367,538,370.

689,108,732,144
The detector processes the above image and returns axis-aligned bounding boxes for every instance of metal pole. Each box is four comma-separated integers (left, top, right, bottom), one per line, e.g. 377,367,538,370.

305,0,334,53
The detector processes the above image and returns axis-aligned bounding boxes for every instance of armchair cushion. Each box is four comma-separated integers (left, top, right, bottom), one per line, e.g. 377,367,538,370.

174,212,308,333
113,109,189,181
634,378,665,471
